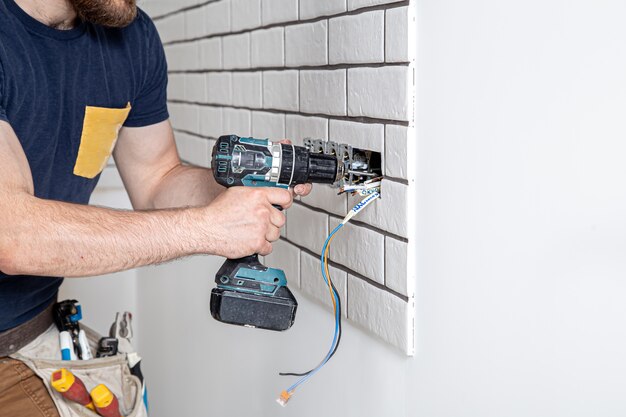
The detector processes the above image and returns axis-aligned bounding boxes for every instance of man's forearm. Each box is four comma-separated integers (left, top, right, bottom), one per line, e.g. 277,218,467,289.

147,164,224,209
0,194,211,277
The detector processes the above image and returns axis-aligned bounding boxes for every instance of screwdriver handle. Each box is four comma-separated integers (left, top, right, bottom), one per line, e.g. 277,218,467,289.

91,384,122,417
50,369,95,411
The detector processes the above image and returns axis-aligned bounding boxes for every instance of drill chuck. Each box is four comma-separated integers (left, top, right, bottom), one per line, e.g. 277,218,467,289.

277,144,339,185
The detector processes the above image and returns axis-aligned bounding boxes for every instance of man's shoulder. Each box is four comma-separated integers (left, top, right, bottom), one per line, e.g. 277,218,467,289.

121,7,160,42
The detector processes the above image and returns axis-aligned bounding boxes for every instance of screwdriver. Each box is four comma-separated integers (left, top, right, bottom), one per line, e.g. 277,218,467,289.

50,368,95,411
91,384,123,417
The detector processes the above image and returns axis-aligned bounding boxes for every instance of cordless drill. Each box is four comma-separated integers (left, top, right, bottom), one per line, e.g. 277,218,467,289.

209,135,341,331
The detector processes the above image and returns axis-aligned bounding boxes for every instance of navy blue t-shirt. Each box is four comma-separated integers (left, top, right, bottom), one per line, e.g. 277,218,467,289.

0,0,169,331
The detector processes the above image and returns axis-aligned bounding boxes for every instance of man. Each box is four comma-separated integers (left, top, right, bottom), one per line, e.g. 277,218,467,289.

0,0,311,414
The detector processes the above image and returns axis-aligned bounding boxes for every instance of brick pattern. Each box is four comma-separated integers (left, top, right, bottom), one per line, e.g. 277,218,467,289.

146,0,416,355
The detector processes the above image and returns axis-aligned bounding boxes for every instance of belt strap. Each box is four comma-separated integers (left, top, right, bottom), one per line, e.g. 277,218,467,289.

0,302,55,357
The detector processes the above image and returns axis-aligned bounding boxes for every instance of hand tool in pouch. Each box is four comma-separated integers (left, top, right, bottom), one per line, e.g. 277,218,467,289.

50,368,95,411
90,384,122,417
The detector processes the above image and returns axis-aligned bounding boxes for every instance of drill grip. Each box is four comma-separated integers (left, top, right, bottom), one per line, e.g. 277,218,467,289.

233,254,262,267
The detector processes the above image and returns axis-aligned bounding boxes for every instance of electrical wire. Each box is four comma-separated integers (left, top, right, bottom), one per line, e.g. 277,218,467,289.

278,224,342,387
277,190,381,406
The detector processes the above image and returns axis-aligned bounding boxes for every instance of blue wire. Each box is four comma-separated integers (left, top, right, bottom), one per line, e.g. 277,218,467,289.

287,223,344,393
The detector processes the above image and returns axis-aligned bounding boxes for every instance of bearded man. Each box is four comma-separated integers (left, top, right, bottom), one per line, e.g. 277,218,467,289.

0,0,311,415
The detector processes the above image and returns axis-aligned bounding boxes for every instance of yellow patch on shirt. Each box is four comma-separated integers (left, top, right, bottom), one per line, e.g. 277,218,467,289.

73,103,132,179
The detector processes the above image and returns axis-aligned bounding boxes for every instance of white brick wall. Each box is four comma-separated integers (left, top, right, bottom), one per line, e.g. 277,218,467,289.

251,27,284,68
206,73,232,105
232,72,262,107
251,111,285,138
199,38,222,70
286,21,328,67
300,70,346,115
348,66,413,120
329,11,384,64
222,33,250,69
206,0,231,35
263,71,299,111
184,73,206,103
261,0,298,26
153,0,416,354
231,0,261,31
300,0,346,20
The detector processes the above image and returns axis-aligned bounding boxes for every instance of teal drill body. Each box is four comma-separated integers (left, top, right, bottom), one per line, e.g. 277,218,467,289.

209,135,339,331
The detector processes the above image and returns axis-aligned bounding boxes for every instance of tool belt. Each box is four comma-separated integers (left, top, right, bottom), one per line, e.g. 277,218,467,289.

0,301,55,357
7,315,148,417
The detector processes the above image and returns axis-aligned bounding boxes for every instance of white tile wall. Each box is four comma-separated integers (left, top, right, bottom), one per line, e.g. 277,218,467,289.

207,73,232,105
285,21,328,67
300,184,347,216
223,108,251,136
199,38,222,70
286,204,329,253
184,73,207,103
300,70,347,116
347,0,402,11
348,179,409,237
251,111,286,138
329,11,384,64
165,43,200,71
155,13,185,43
347,275,412,353
222,33,251,69
251,27,284,68
261,0,299,26
285,115,328,145
169,103,199,132
232,72,262,108
152,0,416,354
385,5,415,63
385,124,410,179
329,119,384,153
199,107,222,138
263,71,299,111
176,133,211,167
185,6,207,39
300,0,346,20
231,0,261,31
329,217,385,283
384,236,408,296
348,66,412,121
167,74,185,101
206,0,231,35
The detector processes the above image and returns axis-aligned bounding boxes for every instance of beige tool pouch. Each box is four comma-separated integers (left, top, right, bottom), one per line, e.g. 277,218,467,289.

9,324,148,417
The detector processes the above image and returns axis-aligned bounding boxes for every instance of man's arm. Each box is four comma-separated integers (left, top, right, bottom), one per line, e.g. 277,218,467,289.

113,120,312,210
113,120,223,210
0,121,290,277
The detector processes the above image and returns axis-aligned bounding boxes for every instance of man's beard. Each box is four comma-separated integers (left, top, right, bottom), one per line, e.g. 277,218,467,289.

69,0,137,28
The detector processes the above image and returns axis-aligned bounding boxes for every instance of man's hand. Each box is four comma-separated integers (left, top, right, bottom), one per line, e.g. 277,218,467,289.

201,187,292,257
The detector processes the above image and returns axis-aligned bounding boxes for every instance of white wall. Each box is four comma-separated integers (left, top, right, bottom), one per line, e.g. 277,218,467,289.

67,0,626,415
140,0,626,416
409,0,626,415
